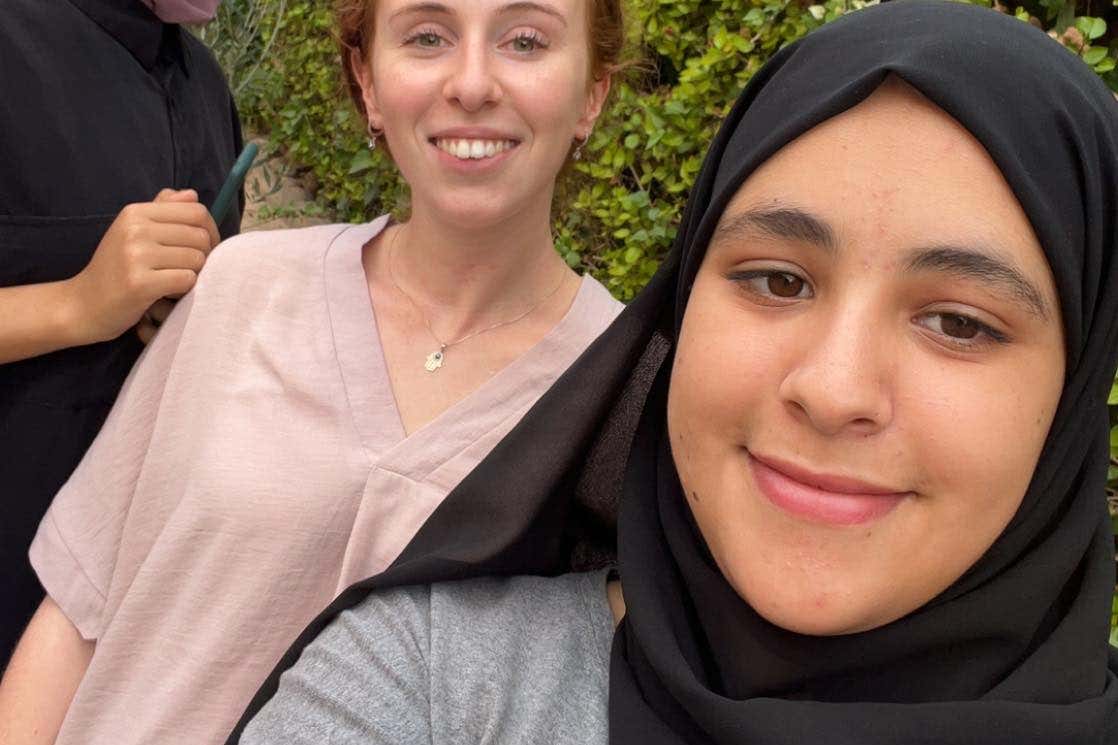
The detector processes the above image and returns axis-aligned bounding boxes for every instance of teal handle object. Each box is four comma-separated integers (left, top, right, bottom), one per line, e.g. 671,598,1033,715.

209,143,259,226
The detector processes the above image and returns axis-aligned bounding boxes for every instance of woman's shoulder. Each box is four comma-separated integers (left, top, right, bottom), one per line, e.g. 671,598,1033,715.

206,222,367,269
197,219,387,294
421,570,613,743
346,569,612,641
429,569,611,624
340,571,613,745
246,573,611,745
555,273,624,347
579,272,625,315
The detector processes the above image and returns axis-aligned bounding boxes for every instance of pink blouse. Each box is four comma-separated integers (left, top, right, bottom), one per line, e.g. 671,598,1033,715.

30,217,623,744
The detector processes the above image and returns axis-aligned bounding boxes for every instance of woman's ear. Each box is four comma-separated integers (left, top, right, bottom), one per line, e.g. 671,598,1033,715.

576,73,612,140
349,47,384,130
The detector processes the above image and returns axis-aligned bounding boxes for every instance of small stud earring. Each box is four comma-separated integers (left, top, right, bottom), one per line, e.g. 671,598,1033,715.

367,122,383,151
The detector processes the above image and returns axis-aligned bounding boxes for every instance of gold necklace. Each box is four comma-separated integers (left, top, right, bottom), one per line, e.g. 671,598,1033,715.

386,226,569,372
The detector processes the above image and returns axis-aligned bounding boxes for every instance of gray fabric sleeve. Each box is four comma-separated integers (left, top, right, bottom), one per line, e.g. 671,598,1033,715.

428,570,613,745
241,570,614,745
240,585,433,745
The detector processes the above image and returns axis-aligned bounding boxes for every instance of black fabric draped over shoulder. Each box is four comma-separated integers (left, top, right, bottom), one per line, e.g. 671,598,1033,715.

230,3,1118,743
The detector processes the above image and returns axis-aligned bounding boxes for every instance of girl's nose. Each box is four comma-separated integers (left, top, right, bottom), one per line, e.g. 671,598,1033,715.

777,306,895,438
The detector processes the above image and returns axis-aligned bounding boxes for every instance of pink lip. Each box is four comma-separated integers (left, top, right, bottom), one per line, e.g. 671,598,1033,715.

747,451,910,526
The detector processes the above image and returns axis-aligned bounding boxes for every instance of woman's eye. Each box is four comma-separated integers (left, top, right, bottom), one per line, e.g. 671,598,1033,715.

917,312,1009,347
937,313,979,339
729,269,813,301
405,30,445,48
507,32,547,53
766,272,806,298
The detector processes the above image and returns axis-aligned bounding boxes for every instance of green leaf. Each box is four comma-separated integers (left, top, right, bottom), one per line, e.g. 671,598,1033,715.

1084,46,1108,66
1082,16,1107,40
1094,57,1116,73
624,246,643,264
732,35,756,54
1109,376,1118,404
347,149,376,175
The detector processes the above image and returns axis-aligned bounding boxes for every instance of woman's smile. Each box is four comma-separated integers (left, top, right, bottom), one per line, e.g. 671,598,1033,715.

428,127,521,171
432,137,519,161
746,450,910,526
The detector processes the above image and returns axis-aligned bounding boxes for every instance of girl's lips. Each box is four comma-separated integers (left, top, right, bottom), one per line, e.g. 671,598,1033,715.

747,451,910,526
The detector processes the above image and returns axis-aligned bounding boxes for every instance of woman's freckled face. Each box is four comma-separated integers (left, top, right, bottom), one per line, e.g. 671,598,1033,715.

667,80,1066,636
353,0,609,229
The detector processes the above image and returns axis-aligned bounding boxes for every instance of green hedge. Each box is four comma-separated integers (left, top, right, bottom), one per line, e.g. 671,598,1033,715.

229,0,1115,297
213,0,1117,635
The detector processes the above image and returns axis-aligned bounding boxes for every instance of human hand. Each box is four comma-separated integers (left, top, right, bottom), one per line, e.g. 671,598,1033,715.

64,189,219,346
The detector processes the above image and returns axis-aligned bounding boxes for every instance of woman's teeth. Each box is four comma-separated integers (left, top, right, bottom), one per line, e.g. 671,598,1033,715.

434,138,516,160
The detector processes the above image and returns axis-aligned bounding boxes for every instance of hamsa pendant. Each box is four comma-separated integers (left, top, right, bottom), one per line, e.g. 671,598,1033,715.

424,349,445,372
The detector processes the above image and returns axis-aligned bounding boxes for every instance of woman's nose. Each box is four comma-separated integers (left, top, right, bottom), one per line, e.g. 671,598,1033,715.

777,307,895,438
442,39,503,112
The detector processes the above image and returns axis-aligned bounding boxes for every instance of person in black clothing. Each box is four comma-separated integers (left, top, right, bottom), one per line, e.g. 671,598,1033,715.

0,0,242,665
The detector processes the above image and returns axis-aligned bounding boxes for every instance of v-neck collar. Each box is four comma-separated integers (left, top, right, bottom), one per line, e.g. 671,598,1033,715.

324,219,605,480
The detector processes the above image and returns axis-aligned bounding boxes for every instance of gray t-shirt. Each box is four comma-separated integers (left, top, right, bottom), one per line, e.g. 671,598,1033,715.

241,570,615,744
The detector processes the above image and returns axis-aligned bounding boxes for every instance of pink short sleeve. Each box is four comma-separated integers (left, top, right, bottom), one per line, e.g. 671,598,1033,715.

29,294,193,640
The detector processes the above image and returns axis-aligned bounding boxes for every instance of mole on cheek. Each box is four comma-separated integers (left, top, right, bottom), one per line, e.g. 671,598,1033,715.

689,490,701,503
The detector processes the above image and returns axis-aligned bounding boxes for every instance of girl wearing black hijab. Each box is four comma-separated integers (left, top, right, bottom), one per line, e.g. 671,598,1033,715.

231,2,1118,743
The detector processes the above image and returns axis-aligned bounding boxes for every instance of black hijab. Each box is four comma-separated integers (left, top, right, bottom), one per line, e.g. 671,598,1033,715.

230,3,1118,742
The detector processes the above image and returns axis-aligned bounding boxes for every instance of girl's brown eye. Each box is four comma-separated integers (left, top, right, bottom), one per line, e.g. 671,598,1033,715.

939,313,980,339
767,272,805,298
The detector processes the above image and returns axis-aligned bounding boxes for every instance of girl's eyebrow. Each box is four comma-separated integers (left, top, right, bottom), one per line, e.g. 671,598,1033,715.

713,204,1051,320
905,245,1050,320
712,207,837,253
